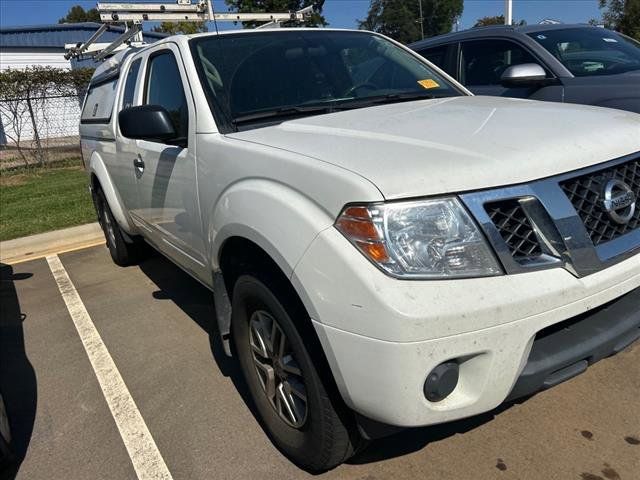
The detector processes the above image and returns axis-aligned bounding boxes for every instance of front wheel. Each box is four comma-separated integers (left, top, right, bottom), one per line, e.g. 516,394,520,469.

0,394,13,471
231,274,360,472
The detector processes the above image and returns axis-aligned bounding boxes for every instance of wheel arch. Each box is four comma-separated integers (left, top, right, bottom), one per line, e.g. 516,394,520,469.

207,178,336,274
206,178,335,351
88,151,136,234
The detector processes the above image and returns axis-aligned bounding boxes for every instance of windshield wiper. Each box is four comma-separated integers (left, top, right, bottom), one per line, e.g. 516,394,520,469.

232,105,339,125
332,91,441,109
231,92,444,126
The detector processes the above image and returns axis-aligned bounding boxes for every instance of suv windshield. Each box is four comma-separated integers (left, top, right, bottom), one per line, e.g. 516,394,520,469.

190,30,462,130
527,27,640,77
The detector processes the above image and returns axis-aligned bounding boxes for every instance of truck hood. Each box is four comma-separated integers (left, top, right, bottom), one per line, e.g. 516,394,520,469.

228,96,640,199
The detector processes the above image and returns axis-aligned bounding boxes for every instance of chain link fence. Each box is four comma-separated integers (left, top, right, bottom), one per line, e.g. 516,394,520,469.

0,93,87,169
0,67,93,170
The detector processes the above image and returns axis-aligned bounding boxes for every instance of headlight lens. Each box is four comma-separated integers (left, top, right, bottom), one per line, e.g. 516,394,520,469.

335,198,502,279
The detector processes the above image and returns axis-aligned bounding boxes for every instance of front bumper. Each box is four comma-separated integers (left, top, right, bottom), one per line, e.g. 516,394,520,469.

292,227,640,427
506,288,640,401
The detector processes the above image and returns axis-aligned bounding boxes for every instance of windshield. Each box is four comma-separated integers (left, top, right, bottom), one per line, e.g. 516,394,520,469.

190,30,463,130
527,27,640,77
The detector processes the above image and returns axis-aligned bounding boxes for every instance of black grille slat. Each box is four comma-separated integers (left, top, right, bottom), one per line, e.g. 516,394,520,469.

561,160,640,246
486,201,542,260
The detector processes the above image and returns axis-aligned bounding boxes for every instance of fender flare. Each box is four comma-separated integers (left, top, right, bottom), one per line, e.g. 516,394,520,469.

207,179,335,353
88,151,137,234
208,179,335,276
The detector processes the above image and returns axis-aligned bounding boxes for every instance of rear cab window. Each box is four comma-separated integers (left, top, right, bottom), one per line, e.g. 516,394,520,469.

122,58,142,109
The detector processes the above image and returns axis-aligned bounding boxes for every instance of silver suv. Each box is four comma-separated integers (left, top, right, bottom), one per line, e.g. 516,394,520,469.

80,28,640,471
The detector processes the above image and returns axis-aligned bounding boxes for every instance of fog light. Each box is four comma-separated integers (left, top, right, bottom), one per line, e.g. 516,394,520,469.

424,362,459,402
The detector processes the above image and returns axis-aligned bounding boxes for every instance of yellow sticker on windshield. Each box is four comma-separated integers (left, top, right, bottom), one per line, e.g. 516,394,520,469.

418,78,440,89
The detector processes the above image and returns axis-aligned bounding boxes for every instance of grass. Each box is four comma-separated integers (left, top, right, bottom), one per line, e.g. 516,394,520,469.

0,165,97,242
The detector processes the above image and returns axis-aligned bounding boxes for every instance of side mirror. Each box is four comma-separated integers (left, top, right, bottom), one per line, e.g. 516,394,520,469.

500,63,547,87
119,105,177,143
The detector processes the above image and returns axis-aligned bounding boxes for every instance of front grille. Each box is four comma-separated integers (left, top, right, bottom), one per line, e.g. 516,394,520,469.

486,200,542,260
561,159,640,246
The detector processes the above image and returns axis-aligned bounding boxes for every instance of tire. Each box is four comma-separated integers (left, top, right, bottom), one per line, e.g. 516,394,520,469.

232,274,360,472
0,394,13,471
95,189,145,267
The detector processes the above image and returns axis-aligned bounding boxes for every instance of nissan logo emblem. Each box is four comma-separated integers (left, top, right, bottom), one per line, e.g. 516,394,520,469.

602,178,636,225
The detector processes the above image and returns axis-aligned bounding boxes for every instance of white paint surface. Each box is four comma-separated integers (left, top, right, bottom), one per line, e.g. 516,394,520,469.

46,254,173,480
231,95,640,199
0,50,71,71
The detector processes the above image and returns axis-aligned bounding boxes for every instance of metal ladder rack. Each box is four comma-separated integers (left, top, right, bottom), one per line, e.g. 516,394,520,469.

65,0,317,60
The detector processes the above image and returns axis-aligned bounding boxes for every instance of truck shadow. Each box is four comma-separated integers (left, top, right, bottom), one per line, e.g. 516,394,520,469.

135,253,519,469
0,264,37,479
348,402,516,465
135,254,258,416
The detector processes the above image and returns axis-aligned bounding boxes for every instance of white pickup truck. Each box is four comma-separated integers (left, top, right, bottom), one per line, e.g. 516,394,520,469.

79,28,640,471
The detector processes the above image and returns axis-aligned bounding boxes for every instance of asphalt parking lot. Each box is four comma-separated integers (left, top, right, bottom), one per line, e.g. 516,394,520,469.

1,245,639,480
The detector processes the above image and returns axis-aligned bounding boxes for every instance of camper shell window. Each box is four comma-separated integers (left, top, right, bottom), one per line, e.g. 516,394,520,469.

81,76,119,124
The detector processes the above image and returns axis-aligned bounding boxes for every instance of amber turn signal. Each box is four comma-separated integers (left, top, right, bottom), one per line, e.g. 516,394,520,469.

335,206,390,264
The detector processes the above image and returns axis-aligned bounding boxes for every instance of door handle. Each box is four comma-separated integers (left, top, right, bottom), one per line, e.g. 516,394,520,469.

133,156,145,172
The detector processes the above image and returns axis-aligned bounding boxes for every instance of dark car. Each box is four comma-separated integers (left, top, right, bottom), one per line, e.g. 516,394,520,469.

410,24,640,113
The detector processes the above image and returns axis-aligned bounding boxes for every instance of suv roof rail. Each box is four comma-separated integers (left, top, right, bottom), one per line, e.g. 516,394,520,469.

65,0,318,60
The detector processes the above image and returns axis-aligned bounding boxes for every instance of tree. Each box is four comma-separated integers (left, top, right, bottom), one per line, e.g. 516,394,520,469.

359,0,464,44
474,14,505,27
473,15,526,27
224,0,326,28
600,0,626,28
598,0,640,41
152,22,208,35
58,5,100,23
359,0,419,44
616,0,640,41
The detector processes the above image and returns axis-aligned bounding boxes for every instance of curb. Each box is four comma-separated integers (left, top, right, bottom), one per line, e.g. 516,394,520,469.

0,223,105,265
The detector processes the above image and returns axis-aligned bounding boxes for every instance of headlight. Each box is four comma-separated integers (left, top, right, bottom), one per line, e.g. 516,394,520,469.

335,198,502,279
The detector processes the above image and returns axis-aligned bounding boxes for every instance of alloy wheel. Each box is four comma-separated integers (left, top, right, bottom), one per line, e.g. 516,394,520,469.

249,310,308,428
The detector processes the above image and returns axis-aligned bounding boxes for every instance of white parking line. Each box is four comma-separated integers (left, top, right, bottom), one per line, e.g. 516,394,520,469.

46,254,173,480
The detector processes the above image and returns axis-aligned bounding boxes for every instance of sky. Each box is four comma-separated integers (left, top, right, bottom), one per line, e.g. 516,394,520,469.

0,0,603,31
